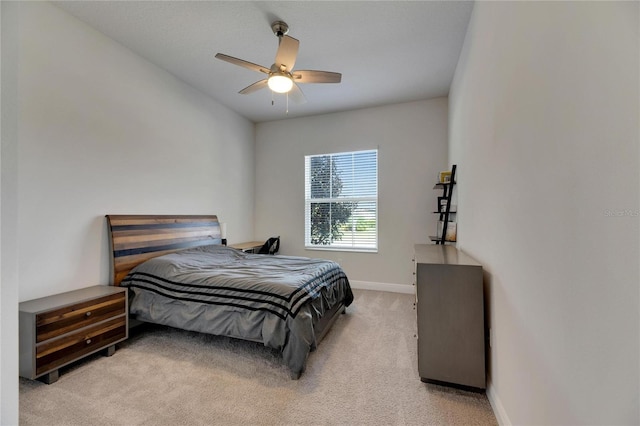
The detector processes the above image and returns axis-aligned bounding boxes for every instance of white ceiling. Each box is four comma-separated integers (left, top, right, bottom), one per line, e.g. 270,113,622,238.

53,1,474,123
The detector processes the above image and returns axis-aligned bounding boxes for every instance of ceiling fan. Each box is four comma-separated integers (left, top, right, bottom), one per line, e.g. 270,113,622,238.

215,21,342,104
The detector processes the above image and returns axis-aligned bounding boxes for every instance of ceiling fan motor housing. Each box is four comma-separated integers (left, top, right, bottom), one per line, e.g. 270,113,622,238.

271,21,289,37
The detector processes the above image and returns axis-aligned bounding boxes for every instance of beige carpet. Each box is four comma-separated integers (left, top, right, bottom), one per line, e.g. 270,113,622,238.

20,289,497,425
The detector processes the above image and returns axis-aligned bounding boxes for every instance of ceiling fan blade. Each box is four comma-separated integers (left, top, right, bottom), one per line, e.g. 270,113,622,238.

215,53,270,74
274,35,299,71
288,83,307,104
292,70,342,84
239,79,268,94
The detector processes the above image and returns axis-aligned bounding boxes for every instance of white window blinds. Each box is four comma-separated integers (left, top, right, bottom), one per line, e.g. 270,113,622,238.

304,149,378,251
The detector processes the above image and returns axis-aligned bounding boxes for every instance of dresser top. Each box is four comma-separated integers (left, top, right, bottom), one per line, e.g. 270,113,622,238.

414,244,481,267
19,285,126,314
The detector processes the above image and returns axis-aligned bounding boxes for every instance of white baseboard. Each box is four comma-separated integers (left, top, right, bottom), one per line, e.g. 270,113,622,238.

487,378,511,426
349,280,415,294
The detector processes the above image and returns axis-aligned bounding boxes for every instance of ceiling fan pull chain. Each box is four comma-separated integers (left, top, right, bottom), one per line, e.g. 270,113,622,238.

271,90,274,106
286,92,289,114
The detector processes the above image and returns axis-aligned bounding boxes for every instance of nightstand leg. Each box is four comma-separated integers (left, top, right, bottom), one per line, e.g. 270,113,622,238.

40,370,59,384
105,345,116,357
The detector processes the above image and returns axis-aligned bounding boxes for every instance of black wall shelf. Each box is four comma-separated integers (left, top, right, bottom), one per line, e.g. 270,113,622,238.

429,164,457,245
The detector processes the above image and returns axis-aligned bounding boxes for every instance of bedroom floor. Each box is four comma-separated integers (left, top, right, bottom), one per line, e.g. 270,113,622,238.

19,289,497,425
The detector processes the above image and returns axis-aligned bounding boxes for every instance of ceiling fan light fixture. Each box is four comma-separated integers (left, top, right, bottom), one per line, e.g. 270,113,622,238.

268,74,293,93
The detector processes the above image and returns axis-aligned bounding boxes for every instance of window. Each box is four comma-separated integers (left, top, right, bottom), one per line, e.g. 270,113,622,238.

305,149,378,252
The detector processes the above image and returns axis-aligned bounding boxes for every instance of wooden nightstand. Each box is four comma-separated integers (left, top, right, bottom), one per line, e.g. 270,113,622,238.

19,286,128,384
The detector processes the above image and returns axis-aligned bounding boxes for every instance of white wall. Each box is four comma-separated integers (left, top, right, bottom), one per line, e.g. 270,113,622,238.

255,99,448,291
17,1,255,302
1,1,20,423
450,2,639,425
1,2,255,420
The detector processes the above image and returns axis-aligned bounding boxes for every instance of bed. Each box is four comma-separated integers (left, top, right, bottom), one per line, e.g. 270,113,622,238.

106,215,353,379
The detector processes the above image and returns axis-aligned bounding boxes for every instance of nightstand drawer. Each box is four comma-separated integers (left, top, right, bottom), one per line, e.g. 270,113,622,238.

20,286,128,383
36,292,126,343
36,316,127,376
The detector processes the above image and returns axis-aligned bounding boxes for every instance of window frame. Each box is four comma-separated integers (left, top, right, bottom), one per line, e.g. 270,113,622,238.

304,149,378,253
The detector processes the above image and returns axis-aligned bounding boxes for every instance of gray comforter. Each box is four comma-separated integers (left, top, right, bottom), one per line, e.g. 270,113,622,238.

121,245,353,378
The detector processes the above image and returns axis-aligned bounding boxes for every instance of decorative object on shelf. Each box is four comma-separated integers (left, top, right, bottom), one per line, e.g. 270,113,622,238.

430,165,457,245
437,221,457,242
437,199,456,213
438,170,452,183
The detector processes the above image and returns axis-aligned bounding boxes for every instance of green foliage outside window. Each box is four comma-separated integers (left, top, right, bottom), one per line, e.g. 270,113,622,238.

309,156,356,245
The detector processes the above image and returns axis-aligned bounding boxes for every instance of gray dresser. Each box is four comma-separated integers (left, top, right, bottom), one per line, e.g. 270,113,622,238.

414,244,485,390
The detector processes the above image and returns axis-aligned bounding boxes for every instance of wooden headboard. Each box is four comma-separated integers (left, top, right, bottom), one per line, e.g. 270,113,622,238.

106,215,222,286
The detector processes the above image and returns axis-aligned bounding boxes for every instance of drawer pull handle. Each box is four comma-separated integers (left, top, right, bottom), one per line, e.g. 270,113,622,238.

86,339,92,345
85,311,92,317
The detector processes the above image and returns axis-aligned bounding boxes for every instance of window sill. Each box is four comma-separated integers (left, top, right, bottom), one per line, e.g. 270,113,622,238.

305,247,378,254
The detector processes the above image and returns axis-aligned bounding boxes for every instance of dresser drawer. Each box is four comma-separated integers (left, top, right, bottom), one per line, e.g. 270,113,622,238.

35,316,126,376
36,292,126,343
